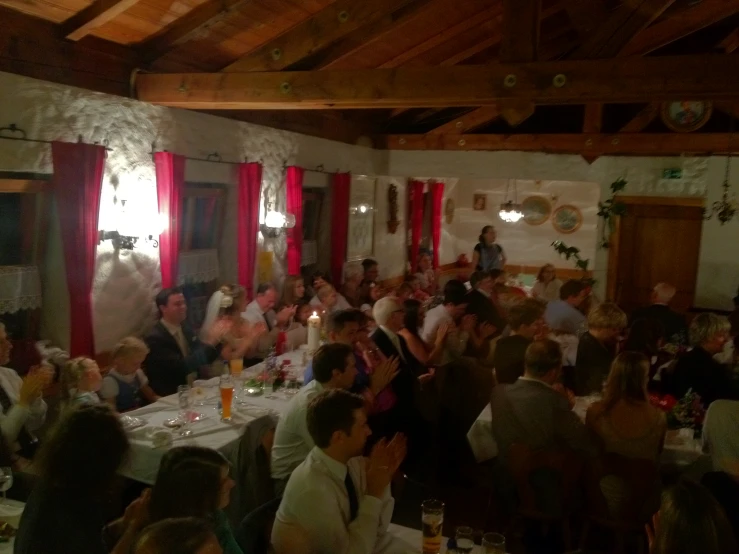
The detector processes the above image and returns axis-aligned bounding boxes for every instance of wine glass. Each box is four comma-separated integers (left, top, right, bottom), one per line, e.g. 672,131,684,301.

0,467,13,502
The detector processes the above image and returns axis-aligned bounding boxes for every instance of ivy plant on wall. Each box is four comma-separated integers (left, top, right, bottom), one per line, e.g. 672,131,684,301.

597,178,627,248
551,240,595,285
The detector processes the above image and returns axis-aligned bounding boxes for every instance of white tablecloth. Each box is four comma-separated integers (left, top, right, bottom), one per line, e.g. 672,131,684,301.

121,351,307,484
467,396,706,466
388,524,448,553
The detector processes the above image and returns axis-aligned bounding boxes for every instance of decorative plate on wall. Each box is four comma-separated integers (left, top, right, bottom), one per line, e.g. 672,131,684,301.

660,101,713,133
552,204,582,234
521,195,552,226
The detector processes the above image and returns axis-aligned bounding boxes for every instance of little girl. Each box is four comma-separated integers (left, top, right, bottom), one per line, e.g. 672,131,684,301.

100,337,160,412
61,357,103,406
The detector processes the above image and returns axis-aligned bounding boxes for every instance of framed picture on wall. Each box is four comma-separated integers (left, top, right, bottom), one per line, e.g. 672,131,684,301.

521,195,552,226
552,204,583,234
473,194,487,211
347,177,376,261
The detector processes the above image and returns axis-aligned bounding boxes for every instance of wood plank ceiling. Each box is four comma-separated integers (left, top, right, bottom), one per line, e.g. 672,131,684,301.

2,0,739,155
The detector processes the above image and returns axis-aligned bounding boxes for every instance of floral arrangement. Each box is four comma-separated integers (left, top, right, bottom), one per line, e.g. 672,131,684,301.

649,390,705,430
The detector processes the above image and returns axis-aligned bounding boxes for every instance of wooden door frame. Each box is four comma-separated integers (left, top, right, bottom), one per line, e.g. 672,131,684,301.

605,195,704,302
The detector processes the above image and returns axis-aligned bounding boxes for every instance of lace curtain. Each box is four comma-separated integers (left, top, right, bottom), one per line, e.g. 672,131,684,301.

177,249,219,285
0,266,42,314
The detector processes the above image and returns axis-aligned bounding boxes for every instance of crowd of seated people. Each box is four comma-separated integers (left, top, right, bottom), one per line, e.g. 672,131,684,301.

4,243,739,554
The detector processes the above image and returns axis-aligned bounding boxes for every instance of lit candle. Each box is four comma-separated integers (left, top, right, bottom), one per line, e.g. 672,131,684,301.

307,311,321,356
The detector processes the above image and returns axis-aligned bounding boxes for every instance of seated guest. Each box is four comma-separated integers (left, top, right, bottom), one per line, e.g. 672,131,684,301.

421,280,469,346
399,299,449,365
201,285,249,341
647,480,738,554
395,281,416,303
16,404,147,554
61,357,102,405
279,275,306,310
494,299,546,385
701,400,739,539
544,279,589,335
308,272,352,311
668,313,737,406
490,339,594,462
575,302,627,395
242,283,296,360
415,250,438,296
361,258,379,288
0,322,51,458
271,344,357,494
144,287,229,396
271,389,408,554
135,518,223,554
405,275,429,302
532,264,562,303
341,265,364,308
466,270,506,332
100,337,159,412
586,352,666,460
146,446,241,554
360,283,387,318
630,282,687,345
315,285,342,315
624,318,671,390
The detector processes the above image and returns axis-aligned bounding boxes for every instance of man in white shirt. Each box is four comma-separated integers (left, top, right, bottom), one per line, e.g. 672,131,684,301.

241,283,295,360
272,388,408,554
0,323,51,459
271,343,357,494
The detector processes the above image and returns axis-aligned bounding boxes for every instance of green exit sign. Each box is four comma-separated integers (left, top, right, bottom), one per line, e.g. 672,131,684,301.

662,168,683,179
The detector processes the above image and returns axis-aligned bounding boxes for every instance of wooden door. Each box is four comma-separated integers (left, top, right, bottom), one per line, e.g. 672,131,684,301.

607,197,703,314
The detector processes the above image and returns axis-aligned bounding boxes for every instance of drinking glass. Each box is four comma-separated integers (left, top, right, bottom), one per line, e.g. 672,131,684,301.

455,526,475,553
0,468,12,503
229,357,244,377
482,532,506,554
421,499,444,554
284,368,300,396
220,374,234,422
177,385,193,437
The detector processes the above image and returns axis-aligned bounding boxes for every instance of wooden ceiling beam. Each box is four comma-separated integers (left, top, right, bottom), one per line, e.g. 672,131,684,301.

384,133,739,156
620,102,660,132
719,26,739,53
138,0,250,63
134,55,739,110
426,106,501,135
60,0,143,41
620,0,739,56
714,101,739,121
378,4,502,69
572,0,676,59
583,103,603,133
222,0,421,72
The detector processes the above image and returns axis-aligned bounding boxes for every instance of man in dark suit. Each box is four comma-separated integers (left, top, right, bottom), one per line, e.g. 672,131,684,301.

143,287,228,396
630,282,687,344
466,271,506,333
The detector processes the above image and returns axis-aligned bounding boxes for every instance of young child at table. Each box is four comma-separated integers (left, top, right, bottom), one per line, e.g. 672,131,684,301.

100,337,160,412
60,357,103,405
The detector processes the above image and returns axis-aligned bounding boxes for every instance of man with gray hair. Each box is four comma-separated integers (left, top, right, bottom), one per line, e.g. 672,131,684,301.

668,313,737,407
630,282,687,344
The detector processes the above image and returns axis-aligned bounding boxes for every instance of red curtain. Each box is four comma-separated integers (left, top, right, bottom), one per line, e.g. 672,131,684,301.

331,173,351,285
51,141,106,357
285,166,304,275
155,152,185,289
238,162,262,298
430,180,445,269
408,179,425,272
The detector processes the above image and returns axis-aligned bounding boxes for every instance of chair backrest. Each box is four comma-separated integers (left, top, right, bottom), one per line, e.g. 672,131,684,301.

584,452,659,526
508,442,584,518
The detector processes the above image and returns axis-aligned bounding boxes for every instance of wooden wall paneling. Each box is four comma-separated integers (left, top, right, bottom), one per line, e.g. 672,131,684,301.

61,0,146,40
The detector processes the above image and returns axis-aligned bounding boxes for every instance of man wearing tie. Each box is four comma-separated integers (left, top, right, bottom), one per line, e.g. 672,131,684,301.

241,283,296,361
271,389,408,554
143,287,228,396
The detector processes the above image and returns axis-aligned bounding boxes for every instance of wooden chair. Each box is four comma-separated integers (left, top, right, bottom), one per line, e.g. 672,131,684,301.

507,443,585,551
578,453,659,554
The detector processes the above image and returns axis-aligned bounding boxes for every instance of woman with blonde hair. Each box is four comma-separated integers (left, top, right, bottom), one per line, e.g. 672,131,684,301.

100,337,159,412
586,351,666,461
60,357,103,406
575,302,628,395
532,264,562,303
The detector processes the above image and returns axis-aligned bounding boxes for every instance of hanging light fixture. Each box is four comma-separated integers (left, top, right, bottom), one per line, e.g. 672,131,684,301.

261,202,296,238
499,179,524,223
705,121,738,225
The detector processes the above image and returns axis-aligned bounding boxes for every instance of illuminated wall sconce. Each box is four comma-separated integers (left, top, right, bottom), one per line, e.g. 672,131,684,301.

99,200,165,250
260,203,296,238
